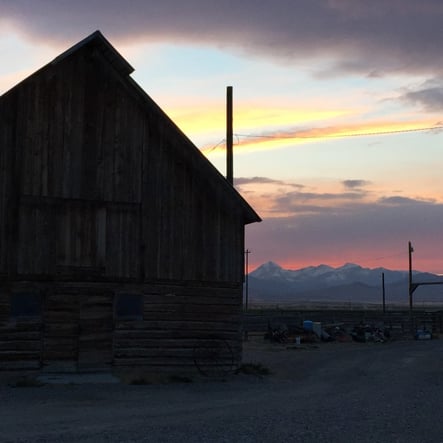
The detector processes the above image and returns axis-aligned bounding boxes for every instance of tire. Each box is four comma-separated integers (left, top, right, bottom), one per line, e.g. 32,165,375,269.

193,339,235,378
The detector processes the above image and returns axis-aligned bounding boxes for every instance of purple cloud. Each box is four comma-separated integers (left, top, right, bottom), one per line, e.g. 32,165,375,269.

271,190,368,214
2,1,443,76
402,79,443,111
378,196,435,205
234,176,303,188
342,179,371,190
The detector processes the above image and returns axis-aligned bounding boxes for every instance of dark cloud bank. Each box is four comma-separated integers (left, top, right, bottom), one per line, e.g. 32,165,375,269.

402,79,443,112
342,179,371,190
2,0,443,77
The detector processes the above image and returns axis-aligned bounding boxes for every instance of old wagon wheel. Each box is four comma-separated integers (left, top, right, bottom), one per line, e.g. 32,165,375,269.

193,338,235,378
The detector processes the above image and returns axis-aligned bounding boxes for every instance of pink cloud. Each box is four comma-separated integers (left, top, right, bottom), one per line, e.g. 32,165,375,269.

245,197,443,273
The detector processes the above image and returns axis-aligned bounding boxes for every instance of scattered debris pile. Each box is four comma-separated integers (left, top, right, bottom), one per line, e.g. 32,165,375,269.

264,319,393,344
350,322,390,343
264,321,314,344
264,321,290,343
322,323,351,342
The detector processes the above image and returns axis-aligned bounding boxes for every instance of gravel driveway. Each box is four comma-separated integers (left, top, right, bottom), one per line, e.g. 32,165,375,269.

1,338,443,443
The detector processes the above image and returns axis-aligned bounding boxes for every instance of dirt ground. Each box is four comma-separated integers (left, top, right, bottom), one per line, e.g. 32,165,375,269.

2,337,443,442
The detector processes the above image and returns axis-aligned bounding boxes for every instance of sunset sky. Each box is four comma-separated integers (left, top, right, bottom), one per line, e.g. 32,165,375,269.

1,1,443,273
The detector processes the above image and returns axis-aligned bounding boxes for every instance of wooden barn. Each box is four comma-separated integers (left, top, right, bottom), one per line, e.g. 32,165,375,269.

0,31,260,375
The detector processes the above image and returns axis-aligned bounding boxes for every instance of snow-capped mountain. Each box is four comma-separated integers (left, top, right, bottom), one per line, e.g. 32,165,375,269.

247,262,442,304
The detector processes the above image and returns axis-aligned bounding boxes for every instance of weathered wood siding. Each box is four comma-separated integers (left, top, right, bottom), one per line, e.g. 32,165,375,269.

42,292,78,371
41,290,113,372
0,96,16,275
114,285,242,370
0,283,242,372
1,39,246,285
0,291,42,370
0,33,258,373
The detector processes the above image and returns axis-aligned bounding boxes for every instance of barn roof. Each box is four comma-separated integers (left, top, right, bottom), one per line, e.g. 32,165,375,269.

51,30,134,76
1,30,261,225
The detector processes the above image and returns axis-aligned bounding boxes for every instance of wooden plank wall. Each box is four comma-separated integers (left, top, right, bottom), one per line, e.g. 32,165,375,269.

0,39,252,373
105,203,140,279
11,51,143,203
0,283,243,372
0,95,15,274
14,198,140,280
42,293,78,371
0,292,42,370
77,293,113,371
17,198,56,275
114,285,243,371
142,112,245,284
1,42,246,284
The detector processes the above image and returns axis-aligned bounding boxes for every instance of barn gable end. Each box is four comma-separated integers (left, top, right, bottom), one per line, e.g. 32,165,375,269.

0,31,260,374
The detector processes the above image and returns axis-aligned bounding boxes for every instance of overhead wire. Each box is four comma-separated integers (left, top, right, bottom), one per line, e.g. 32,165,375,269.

203,124,441,271
206,138,226,152
203,124,443,151
233,124,443,142
363,251,406,263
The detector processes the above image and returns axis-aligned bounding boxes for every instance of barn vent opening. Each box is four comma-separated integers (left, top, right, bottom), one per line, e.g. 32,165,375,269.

115,294,143,320
10,293,42,319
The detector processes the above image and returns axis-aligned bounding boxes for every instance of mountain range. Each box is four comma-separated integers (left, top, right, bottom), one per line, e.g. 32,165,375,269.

247,262,443,305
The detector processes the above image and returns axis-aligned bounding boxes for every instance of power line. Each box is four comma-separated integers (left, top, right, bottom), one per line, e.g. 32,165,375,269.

206,138,226,152
366,251,405,262
234,124,443,142
203,124,443,151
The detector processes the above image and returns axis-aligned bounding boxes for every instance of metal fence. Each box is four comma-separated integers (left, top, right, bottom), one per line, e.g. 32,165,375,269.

243,309,443,337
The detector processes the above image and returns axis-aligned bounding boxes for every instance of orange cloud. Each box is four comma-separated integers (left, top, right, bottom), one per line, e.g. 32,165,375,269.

245,200,443,274
200,119,443,154
166,102,353,147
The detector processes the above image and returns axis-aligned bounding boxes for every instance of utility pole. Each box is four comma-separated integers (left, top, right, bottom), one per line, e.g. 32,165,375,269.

406,241,443,334
244,249,251,311
408,240,417,336
382,272,386,314
408,241,414,316
226,86,233,185
244,249,251,341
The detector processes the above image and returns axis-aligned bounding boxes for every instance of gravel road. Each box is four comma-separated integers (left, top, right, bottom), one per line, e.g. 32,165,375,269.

1,338,443,443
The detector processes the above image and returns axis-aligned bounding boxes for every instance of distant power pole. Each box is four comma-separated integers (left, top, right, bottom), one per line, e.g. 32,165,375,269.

244,249,251,311
382,272,386,314
408,241,414,317
244,249,251,341
406,241,443,332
